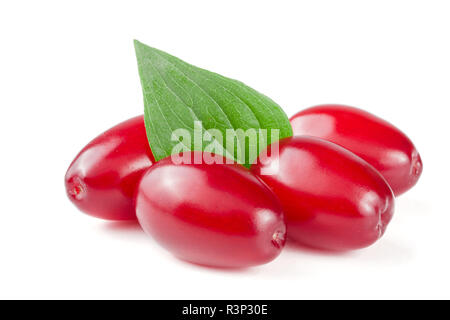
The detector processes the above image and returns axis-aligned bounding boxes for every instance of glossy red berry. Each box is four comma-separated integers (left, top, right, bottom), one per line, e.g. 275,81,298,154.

290,104,422,196
251,136,395,251
136,152,286,268
65,116,154,220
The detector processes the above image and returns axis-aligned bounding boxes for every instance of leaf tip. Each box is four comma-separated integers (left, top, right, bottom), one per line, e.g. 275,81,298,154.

133,39,143,52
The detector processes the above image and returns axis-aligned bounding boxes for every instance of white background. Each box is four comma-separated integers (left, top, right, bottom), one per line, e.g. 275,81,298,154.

0,0,448,299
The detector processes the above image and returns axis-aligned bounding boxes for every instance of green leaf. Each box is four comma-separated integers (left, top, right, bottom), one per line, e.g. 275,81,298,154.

134,40,292,167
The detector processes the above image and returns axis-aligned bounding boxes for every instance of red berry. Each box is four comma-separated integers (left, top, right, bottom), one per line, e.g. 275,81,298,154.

65,116,154,220
290,104,422,195
251,136,395,251
135,152,286,268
